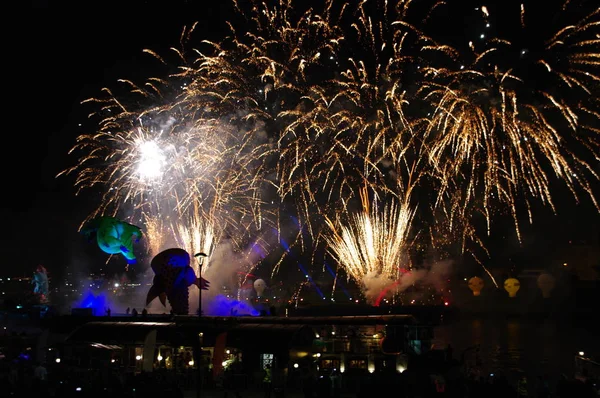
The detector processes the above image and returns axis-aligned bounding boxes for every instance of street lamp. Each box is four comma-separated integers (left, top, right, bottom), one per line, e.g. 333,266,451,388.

195,252,208,316
194,252,208,398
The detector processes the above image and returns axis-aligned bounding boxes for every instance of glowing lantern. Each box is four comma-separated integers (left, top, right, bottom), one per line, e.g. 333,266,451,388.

537,273,556,298
468,276,484,296
503,278,520,298
254,279,267,297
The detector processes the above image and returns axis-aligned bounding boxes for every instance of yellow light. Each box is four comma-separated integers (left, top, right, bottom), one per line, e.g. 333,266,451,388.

189,360,194,366
290,349,310,358
367,354,375,373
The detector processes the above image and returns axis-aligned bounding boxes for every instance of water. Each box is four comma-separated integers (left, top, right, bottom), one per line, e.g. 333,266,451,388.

432,315,600,385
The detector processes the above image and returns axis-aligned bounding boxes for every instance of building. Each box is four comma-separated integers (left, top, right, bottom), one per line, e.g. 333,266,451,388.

52,313,430,390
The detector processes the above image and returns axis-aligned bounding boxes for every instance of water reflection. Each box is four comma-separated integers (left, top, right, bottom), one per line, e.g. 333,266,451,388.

433,316,599,382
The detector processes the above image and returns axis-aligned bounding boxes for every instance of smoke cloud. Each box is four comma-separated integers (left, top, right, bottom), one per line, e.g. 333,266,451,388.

363,259,454,305
195,238,268,315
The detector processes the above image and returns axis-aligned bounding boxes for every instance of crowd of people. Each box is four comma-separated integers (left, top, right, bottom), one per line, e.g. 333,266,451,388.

214,349,599,398
0,352,598,397
0,359,186,398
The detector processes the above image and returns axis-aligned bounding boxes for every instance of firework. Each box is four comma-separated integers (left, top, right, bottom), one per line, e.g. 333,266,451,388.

143,203,217,265
61,0,599,302
324,187,416,304
60,89,275,256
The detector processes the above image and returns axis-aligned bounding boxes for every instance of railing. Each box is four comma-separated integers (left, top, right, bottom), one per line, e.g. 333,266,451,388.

575,355,600,381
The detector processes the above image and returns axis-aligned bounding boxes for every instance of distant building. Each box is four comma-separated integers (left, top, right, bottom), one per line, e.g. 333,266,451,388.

49,314,425,389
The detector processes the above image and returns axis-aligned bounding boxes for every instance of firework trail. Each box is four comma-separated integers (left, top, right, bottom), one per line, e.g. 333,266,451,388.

60,0,599,302
143,202,217,265
60,81,275,257
324,187,416,304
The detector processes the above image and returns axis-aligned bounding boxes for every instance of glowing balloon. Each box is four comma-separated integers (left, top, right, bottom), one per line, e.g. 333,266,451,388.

503,278,521,298
146,248,210,315
82,216,142,264
468,276,484,296
253,279,267,297
537,273,556,298
32,265,49,303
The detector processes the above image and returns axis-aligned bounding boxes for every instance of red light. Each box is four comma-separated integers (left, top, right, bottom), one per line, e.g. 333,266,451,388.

444,301,449,306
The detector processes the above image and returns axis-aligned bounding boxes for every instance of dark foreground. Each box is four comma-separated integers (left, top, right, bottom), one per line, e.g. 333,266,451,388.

1,353,598,398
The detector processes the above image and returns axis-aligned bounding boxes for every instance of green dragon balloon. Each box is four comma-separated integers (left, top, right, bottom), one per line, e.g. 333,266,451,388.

82,216,142,264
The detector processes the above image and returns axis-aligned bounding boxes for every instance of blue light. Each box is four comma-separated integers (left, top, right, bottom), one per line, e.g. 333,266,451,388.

73,289,113,316
206,294,260,316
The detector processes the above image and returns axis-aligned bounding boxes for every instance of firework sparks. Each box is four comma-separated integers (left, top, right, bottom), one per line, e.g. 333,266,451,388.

60,0,599,302
324,187,416,304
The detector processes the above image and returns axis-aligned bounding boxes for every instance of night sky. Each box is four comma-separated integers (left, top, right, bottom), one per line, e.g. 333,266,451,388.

6,1,222,278
4,0,599,281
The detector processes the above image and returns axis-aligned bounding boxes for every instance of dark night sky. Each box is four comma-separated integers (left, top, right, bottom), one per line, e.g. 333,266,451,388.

4,0,599,280
5,1,226,278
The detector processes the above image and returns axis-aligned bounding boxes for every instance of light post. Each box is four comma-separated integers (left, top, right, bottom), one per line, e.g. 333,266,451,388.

194,252,208,398
195,252,208,317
